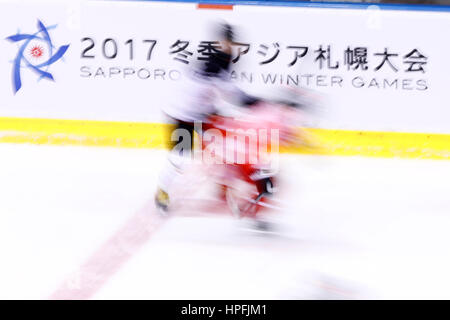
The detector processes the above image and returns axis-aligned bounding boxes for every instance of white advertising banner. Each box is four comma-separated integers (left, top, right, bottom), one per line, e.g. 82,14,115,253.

0,0,449,133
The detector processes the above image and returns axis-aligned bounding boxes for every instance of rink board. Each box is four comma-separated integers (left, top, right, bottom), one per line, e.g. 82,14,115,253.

0,0,449,159
1,117,449,160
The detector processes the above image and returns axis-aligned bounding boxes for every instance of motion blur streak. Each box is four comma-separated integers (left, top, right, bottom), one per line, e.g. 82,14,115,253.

50,201,166,300
0,117,449,159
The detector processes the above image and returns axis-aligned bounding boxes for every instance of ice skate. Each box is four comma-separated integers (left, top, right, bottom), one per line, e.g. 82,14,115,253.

155,187,170,216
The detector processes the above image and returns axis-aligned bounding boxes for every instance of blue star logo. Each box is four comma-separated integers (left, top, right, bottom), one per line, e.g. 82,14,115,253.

6,19,70,94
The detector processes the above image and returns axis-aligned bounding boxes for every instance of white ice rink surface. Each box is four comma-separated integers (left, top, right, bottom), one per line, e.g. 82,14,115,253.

1,143,450,299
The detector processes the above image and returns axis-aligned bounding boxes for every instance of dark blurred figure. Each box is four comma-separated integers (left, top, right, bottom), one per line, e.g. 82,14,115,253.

155,22,259,213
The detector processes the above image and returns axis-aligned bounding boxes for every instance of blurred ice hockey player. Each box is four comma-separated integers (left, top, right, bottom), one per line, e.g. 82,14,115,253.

203,86,308,226
155,22,259,213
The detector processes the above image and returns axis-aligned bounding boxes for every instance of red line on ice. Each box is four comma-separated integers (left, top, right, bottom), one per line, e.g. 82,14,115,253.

49,200,165,300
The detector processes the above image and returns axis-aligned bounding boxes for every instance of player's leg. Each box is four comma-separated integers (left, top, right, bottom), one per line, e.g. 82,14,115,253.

224,163,276,219
155,119,195,213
